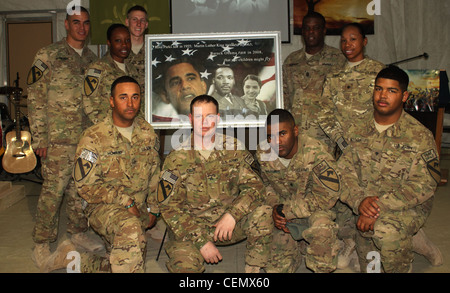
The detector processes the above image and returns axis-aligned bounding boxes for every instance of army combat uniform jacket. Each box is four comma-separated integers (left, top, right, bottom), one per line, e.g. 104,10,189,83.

317,57,385,147
256,133,341,219
127,45,145,93
82,53,139,126
283,45,346,128
339,111,440,215
158,133,266,250
27,38,98,148
73,115,161,213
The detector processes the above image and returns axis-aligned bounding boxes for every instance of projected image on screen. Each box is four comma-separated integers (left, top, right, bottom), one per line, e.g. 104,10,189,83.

171,0,290,43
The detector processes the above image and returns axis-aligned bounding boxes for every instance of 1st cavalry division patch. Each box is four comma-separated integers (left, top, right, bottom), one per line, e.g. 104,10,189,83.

422,149,441,184
27,59,48,85
84,69,102,96
74,149,98,182
158,171,178,203
313,160,340,192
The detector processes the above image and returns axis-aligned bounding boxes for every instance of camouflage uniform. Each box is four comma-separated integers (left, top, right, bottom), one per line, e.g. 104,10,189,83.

73,115,160,273
27,38,98,244
82,53,139,126
127,46,145,94
283,45,346,147
256,134,341,273
317,57,385,150
158,133,273,273
339,111,440,273
316,57,385,250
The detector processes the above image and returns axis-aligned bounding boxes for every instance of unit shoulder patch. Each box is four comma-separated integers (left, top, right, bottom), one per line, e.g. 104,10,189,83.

74,149,98,182
27,59,48,85
158,170,178,203
84,69,102,96
422,149,441,184
313,160,340,192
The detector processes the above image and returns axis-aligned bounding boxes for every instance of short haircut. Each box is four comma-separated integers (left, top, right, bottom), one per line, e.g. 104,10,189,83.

266,109,295,127
111,76,140,96
341,22,366,39
127,5,148,17
376,65,410,92
66,6,89,20
302,11,326,27
243,74,262,88
107,23,129,41
190,95,219,114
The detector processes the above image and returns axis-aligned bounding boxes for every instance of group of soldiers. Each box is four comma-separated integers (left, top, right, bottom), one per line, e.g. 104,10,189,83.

27,6,443,274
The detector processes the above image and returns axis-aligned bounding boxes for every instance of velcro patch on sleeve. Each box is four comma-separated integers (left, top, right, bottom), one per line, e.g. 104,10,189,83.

158,170,178,203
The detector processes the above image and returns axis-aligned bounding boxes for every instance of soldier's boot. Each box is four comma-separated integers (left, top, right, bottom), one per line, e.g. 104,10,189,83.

40,239,77,273
71,232,104,252
412,229,443,266
31,242,51,269
244,264,261,273
348,249,360,272
337,238,356,269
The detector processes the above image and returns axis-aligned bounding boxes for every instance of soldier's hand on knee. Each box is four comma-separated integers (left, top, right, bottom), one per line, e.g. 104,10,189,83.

357,215,376,232
213,213,236,242
273,205,288,231
358,196,380,219
200,241,223,264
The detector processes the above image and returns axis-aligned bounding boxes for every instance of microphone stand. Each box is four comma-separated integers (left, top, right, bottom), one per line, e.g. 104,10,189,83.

388,52,429,66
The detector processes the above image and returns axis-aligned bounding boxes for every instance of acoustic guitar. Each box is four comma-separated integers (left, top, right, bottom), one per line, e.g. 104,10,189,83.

2,87,37,174
0,120,3,156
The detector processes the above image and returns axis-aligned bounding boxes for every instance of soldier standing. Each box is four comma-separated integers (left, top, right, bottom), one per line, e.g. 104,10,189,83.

82,23,138,126
125,5,148,93
339,66,443,272
158,95,273,273
27,6,100,270
282,12,345,150
257,109,341,273
317,22,385,154
41,76,161,273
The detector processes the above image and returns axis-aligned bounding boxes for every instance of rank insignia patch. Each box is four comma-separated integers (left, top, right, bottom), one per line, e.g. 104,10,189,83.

422,149,441,184
74,149,98,182
313,160,340,192
84,69,102,96
158,171,178,203
27,59,48,85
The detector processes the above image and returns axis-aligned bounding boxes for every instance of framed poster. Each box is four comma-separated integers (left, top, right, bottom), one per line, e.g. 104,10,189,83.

293,0,374,35
404,70,440,112
171,0,290,43
145,32,283,129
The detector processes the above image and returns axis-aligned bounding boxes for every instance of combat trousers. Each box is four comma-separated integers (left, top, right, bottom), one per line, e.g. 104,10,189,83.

165,205,273,273
81,203,150,273
266,210,339,273
355,200,432,273
32,144,87,243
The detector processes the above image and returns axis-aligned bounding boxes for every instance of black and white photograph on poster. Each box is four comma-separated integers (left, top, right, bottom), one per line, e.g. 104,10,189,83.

171,0,290,43
145,32,283,129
